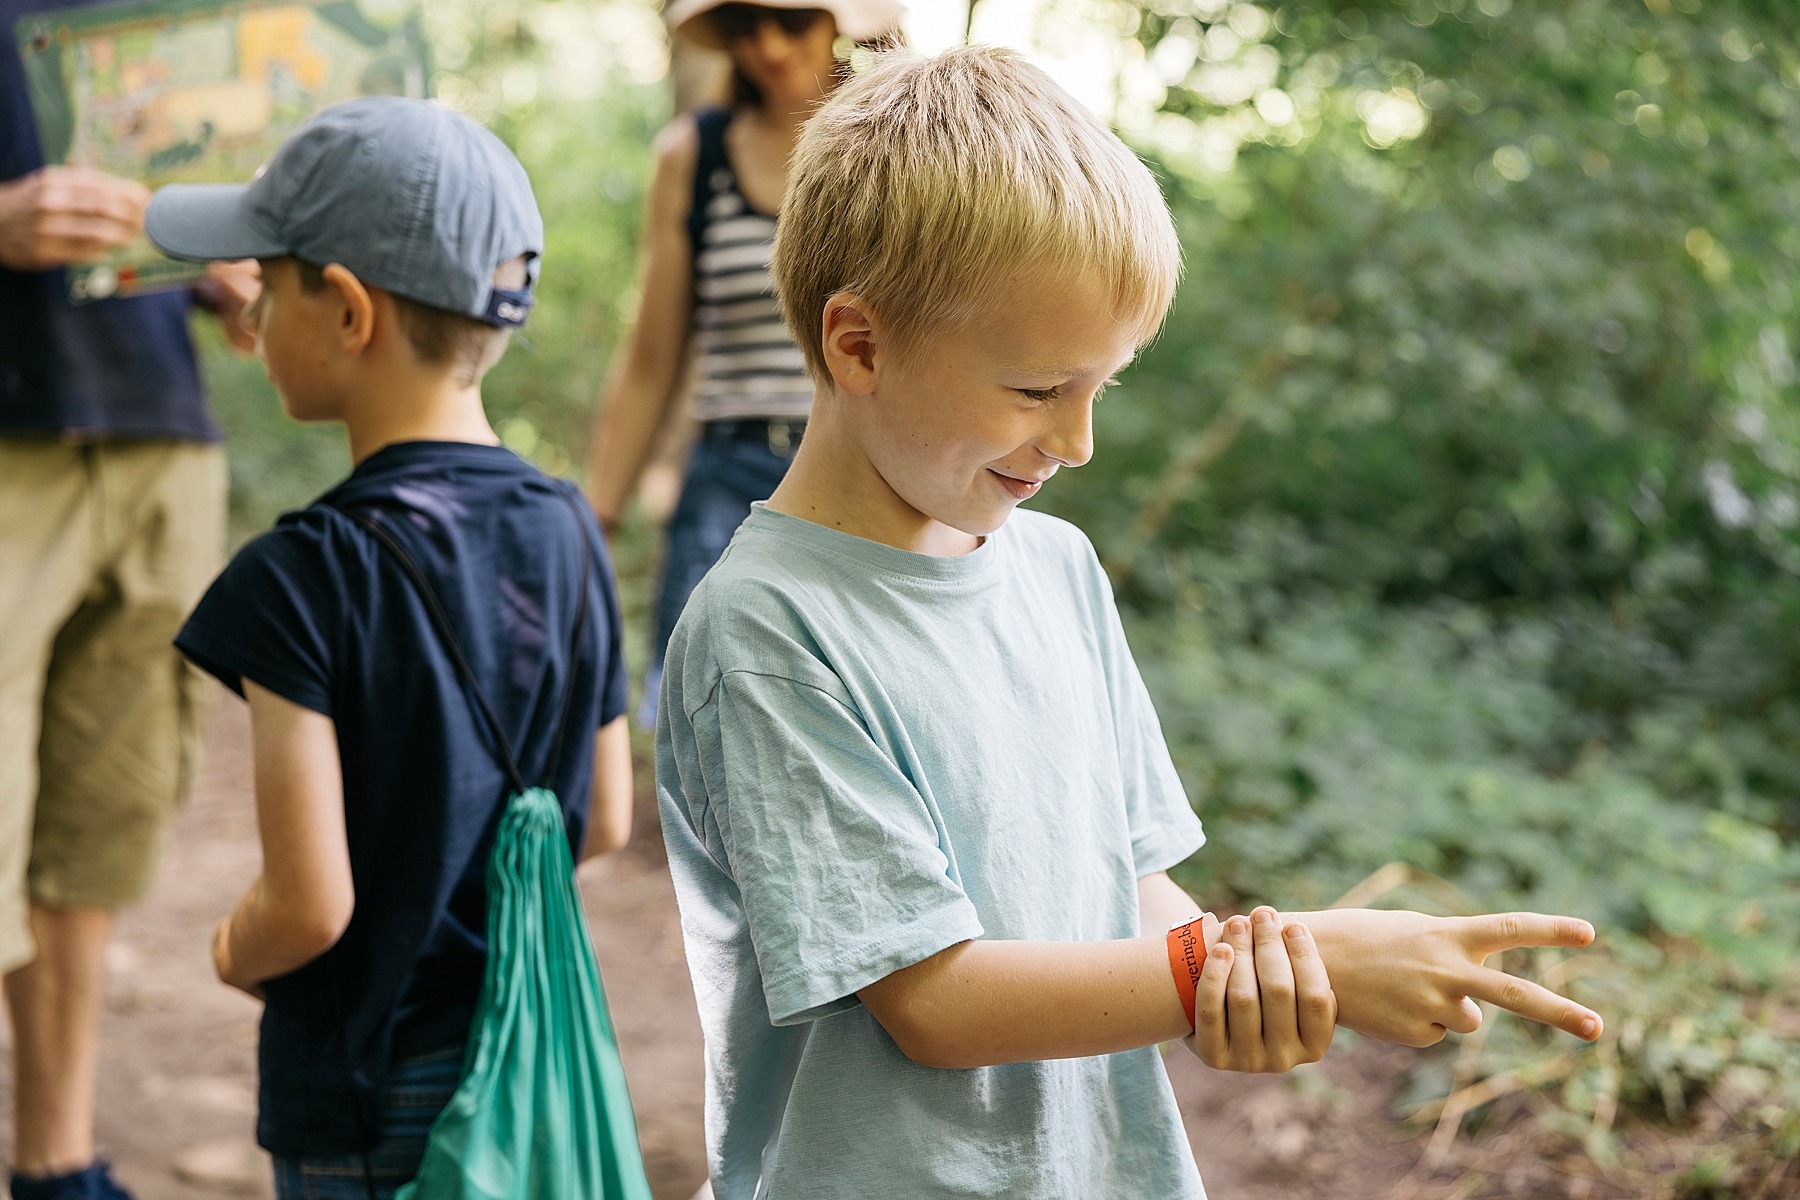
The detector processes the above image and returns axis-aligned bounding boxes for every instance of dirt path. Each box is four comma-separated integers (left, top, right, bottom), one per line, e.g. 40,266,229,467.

1,697,1444,1200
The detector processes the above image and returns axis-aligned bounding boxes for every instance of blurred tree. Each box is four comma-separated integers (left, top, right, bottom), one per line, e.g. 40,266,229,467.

1055,0,1800,820
1033,3,1800,1172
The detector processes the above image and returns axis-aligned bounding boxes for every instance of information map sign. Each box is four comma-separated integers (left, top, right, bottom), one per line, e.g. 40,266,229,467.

15,0,428,301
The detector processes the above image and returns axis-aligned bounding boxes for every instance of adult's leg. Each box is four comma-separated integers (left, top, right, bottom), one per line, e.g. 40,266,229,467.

5,907,110,1175
16,443,224,1181
0,441,99,1176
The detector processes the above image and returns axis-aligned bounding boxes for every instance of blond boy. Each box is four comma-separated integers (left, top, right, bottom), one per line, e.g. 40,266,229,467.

656,48,1602,1197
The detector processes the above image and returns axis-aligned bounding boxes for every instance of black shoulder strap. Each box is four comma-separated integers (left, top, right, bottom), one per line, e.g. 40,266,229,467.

687,105,735,252
329,486,594,797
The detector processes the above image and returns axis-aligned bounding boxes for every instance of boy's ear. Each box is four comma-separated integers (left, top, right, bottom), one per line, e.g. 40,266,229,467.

319,263,376,355
820,292,879,396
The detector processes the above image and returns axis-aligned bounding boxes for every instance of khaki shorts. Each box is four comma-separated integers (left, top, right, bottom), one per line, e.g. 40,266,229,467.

0,439,225,974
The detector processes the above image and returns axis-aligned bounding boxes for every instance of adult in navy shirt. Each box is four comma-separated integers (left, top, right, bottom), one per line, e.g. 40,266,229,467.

1,3,254,1197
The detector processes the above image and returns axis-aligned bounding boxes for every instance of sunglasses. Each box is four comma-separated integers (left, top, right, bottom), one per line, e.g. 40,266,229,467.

710,4,824,41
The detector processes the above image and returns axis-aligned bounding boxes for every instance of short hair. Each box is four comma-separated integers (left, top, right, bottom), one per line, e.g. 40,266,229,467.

772,46,1182,380
293,257,525,387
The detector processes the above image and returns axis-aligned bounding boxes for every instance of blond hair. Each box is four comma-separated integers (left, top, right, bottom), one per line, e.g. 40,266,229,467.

772,46,1182,380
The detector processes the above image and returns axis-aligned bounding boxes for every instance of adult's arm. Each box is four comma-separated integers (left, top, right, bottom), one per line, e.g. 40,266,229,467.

212,681,356,997
0,166,147,271
585,118,701,531
581,716,633,859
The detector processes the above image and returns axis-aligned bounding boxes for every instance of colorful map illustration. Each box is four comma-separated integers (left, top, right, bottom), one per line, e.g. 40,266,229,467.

16,0,428,301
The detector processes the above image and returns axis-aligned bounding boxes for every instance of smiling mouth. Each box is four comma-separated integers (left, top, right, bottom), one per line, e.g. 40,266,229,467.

990,469,1049,499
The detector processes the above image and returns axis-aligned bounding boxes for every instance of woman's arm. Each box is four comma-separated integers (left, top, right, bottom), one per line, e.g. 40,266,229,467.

585,118,702,531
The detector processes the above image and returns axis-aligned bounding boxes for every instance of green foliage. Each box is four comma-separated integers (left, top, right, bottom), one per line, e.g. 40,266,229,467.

1099,0,1800,615
1136,558,1800,1145
202,0,670,540
1040,0,1800,1169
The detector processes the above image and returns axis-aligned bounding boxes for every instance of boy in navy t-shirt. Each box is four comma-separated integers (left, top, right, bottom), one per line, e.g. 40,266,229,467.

143,99,633,1197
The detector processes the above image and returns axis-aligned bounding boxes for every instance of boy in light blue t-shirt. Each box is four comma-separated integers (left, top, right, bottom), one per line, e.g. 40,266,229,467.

656,47,1606,1199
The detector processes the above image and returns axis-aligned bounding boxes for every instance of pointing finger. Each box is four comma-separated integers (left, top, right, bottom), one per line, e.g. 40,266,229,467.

1464,965,1602,1040
1461,912,1595,954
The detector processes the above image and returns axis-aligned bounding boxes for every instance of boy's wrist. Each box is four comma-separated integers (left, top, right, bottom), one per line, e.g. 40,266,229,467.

1165,915,1209,1031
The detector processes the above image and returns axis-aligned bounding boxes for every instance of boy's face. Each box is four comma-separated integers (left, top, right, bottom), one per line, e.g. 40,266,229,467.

244,256,345,421
846,271,1140,550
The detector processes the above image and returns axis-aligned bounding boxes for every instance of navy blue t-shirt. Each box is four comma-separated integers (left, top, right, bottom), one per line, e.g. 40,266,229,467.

2,0,214,441
176,441,628,1156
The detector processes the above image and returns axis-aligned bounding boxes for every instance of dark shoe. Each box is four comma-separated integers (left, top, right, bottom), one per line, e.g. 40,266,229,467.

10,1161,135,1200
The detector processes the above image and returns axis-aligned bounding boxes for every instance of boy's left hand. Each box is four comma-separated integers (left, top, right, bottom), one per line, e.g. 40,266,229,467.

211,915,264,1002
1294,908,1601,1047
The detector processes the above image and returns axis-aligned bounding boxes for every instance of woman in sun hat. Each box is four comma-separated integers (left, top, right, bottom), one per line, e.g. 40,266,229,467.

585,0,903,724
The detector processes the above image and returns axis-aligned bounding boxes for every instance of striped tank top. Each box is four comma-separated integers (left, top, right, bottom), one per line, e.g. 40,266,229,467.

685,107,813,422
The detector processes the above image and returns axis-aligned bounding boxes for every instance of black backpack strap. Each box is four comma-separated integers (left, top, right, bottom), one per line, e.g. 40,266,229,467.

327,485,595,796
543,487,594,784
686,105,735,254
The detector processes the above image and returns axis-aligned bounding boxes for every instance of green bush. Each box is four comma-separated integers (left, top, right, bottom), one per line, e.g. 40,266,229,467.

1042,0,1800,1169
1134,554,1800,1161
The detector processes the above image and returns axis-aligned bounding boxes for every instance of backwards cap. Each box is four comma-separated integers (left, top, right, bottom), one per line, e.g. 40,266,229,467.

146,97,543,328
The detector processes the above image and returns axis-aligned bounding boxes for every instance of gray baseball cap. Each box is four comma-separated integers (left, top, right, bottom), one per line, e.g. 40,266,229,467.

146,97,543,327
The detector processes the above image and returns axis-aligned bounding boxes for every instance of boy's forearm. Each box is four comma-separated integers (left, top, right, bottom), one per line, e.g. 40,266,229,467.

216,878,345,991
858,936,1191,1069
1138,870,1206,933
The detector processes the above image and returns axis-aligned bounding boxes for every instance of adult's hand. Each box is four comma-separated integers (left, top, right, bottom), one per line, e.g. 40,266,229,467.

0,166,149,271
198,260,261,352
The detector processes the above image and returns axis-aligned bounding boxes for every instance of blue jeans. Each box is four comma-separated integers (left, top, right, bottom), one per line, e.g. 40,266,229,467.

270,1047,462,1200
642,422,798,723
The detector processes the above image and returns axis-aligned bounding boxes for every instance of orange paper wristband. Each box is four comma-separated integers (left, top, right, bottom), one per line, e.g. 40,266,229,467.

1166,915,1208,1032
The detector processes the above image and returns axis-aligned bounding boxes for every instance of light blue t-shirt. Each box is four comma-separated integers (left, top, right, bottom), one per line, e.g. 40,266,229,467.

656,504,1208,1200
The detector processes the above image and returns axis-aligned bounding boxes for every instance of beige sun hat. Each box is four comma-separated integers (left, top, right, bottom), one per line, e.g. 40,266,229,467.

666,0,906,50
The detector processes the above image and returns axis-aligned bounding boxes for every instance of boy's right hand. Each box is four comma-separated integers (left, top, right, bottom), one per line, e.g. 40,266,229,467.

1189,906,1336,1073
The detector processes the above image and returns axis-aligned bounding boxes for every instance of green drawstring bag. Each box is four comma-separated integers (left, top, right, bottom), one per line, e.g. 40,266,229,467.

394,785,652,1200
341,499,652,1200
